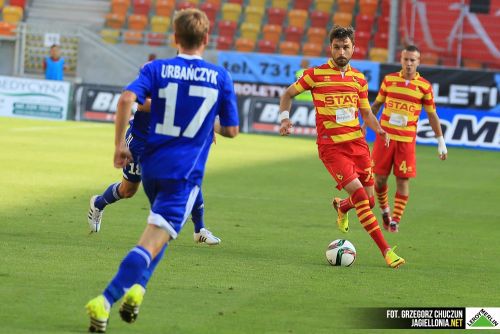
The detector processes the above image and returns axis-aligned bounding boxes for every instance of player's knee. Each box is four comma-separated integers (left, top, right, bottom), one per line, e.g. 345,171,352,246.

119,184,138,198
369,196,375,208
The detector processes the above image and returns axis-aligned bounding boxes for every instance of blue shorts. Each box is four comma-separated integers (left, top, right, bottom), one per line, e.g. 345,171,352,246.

122,128,145,183
143,178,200,239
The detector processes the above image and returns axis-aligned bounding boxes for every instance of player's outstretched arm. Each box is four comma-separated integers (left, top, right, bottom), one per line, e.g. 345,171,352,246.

360,107,389,147
114,90,136,168
427,111,447,160
279,85,300,136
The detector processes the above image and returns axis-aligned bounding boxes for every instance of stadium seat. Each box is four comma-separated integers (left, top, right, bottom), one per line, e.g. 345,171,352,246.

176,1,196,10
105,13,126,29
240,22,260,41
377,16,389,34
310,10,329,28
337,0,356,13
222,3,241,22
288,9,308,29
101,29,121,44
0,0,3,8
307,27,327,44
205,0,221,7
374,32,388,48
294,0,313,10
354,30,370,49
128,14,148,31
200,2,218,23
284,25,304,43
315,0,335,13
249,0,266,6
0,21,16,36
420,52,439,66
216,35,233,50
257,39,277,53
332,12,352,27
302,42,323,56
151,16,170,33
352,45,368,59
2,6,23,24
369,48,388,62
244,6,265,25
271,0,288,9
462,58,483,69
123,30,144,44
111,0,130,16
267,7,286,26
217,20,237,38
358,0,378,16
280,41,300,55
9,0,26,8
146,32,167,46
262,24,282,43
132,0,151,15
355,15,374,34
155,0,174,17
235,37,255,52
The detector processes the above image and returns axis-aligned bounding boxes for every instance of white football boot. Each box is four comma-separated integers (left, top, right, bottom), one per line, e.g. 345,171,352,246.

88,195,103,233
193,228,221,245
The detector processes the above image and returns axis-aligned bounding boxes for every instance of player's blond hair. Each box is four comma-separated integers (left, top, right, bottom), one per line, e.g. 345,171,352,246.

173,8,210,49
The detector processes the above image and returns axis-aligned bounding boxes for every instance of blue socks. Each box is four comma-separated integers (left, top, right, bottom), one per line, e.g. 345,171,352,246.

94,182,122,210
103,246,152,305
192,192,205,233
137,243,168,289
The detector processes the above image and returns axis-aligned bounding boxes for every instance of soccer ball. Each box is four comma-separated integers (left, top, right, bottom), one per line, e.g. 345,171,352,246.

326,239,356,266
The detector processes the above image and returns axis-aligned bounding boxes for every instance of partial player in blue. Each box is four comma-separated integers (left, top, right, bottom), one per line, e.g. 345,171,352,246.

87,100,221,245
85,8,239,333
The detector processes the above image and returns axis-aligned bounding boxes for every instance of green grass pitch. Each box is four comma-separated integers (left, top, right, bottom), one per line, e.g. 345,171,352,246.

1,117,499,333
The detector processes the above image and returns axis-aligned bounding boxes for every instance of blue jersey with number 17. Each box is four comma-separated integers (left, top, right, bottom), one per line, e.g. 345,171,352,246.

124,54,239,185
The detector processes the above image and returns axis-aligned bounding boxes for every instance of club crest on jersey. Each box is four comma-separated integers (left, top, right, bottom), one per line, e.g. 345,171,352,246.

336,173,344,181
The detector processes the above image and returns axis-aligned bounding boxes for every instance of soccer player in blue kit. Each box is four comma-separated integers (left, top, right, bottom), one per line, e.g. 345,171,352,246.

87,100,222,245
85,8,239,333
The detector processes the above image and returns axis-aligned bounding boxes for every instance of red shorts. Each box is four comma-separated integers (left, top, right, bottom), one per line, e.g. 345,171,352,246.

318,139,374,190
372,134,417,178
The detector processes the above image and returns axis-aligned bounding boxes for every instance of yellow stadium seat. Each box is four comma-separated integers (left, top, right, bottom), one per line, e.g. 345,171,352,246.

303,42,323,57
105,12,126,29
155,0,174,17
337,0,355,13
123,30,143,45
151,15,170,33
101,29,121,44
249,0,266,6
235,37,255,52
244,6,265,25
271,0,288,9
111,0,130,16
128,14,148,31
0,0,4,9
315,0,335,13
262,24,282,43
280,41,300,55
359,0,378,16
307,27,327,44
2,6,23,24
369,48,388,62
288,9,308,29
222,3,241,22
332,12,352,27
240,22,260,42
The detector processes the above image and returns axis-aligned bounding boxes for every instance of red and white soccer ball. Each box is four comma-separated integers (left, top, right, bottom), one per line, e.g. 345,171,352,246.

326,239,356,267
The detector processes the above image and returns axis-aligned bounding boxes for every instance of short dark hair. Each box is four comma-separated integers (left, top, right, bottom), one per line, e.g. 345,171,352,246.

329,25,355,44
404,45,420,53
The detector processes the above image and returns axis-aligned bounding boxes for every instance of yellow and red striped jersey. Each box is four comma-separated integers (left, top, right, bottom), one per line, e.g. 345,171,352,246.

294,59,371,144
375,71,436,142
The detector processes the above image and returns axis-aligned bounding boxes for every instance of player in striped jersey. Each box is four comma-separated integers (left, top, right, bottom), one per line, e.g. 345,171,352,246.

279,25,404,269
371,45,447,233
